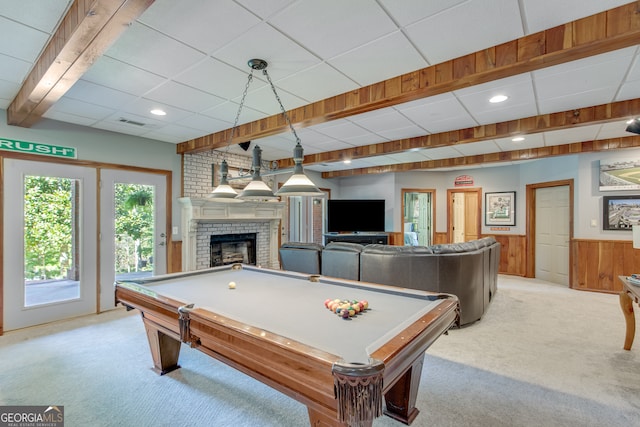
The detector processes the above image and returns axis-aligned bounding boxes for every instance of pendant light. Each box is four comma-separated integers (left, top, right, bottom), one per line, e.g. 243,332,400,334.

236,144,278,201
252,59,323,197
207,59,261,202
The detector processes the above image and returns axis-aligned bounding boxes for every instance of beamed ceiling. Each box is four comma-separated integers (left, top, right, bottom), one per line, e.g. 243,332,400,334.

3,0,640,179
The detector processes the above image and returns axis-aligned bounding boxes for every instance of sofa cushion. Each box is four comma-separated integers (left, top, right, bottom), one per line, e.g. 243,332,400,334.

322,242,364,281
279,242,323,274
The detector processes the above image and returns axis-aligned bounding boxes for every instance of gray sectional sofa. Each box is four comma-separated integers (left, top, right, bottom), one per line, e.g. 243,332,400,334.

279,237,500,326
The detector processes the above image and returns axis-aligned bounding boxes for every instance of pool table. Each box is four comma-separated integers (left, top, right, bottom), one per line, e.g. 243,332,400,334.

115,264,459,427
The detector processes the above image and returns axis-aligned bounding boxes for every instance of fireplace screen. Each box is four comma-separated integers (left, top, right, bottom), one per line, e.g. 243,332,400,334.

210,233,257,267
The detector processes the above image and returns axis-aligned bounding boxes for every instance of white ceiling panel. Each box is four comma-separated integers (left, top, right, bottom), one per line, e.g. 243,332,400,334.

328,31,428,86
494,133,546,151
139,0,261,54
81,56,166,96
0,53,31,84
0,16,50,63
455,74,539,124
405,0,523,64
64,80,137,110
543,124,603,146
213,23,321,81
454,140,503,156
104,23,205,78
420,146,465,160
379,0,467,27
275,62,358,103
395,93,477,134
522,0,632,33
270,0,397,59
144,81,226,113
174,58,261,100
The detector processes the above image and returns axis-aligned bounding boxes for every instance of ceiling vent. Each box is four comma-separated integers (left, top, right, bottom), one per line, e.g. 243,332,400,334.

118,118,146,126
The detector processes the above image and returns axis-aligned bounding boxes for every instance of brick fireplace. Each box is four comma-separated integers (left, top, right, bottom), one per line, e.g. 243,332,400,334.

179,198,285,271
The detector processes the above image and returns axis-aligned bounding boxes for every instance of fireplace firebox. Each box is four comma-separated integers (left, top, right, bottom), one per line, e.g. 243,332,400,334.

210,233,257,267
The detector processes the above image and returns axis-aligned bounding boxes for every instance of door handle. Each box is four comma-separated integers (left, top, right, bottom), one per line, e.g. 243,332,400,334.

159,233,166,246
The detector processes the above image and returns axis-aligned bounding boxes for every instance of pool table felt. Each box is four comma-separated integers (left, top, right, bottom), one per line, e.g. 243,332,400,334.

126,267,444,363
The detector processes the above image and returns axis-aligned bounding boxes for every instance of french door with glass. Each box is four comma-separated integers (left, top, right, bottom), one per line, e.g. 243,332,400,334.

3,159,97,331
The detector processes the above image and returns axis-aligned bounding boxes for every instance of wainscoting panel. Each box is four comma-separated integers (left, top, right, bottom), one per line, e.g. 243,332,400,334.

491,234,527,277
571,239,639,293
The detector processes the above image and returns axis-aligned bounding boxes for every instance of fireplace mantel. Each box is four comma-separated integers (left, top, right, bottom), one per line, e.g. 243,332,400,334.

178,197,285,271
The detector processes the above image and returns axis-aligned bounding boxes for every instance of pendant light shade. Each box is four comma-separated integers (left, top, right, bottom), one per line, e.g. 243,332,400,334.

208,160,244,202
275,142,323,197
236,145,278,201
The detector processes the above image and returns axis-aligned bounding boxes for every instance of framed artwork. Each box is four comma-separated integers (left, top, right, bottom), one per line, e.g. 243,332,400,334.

602,195,640,230
599,159,640,191
485,191,516,226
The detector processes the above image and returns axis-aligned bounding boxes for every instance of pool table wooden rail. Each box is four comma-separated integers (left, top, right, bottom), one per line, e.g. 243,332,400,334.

115,273,459,427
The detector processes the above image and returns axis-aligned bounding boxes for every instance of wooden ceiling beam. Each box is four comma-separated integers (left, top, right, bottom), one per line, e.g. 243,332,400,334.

177,2,640,155
275,97,640,169
7,0,155,128
320,135,640,179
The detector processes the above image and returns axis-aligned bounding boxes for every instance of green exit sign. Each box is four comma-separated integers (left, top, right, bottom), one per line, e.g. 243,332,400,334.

0,137,77,159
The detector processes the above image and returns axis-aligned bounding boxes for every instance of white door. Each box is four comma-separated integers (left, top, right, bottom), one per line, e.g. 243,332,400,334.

535,186,570,285
452,193,465,243
3,159,97,331
99,170,167,311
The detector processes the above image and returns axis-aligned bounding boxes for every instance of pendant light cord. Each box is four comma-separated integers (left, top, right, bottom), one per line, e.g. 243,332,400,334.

261,68,301,145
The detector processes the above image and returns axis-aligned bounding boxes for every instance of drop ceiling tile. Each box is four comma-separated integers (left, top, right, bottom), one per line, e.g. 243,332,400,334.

454,140,502,156
405,0,523,64
92,120,154,138
213,23,321,82
349,109,415,132
0,79,19,101
275,62,358,103
269,0,397,59
45,97,115,121
379,0,467,27
105,23,205,78
534,48,635,113
0,16,50,63
0,0,70,32
65,80,137,109
455,74,538,124
174,58,263,100
145,81,226,113
313,120,371,140
596,120,629,140
419,146,464,160
328,31,428,86
41,110,97,127
494,133,545,151
201,101,267,124
82,56,166,96
395,93,477,133
121,98,194,123
376,125,429,141
0,53,31,84
240,83,308,114
543,125,602,146
143,122,207,140
234,0,296,19
139,0,261,54
522,0,632,34
175,114,232,133
615,79,640,103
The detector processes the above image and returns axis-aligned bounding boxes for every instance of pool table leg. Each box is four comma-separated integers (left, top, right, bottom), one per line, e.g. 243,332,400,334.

383,354,424,425
620,291,636,351
143,316,181,375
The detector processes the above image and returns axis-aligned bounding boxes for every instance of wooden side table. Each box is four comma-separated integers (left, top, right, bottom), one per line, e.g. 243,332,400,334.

619,276,640,350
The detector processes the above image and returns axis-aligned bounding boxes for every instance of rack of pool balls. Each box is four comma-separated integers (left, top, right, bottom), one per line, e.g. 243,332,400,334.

324,298,369,319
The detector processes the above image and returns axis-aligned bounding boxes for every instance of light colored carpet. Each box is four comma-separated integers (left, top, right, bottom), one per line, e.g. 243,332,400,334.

1,275,639,426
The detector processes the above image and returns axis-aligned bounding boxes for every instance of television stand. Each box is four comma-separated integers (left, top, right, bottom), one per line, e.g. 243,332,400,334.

324,233,388,245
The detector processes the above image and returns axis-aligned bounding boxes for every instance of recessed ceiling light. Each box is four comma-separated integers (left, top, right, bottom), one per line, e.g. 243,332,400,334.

343,159,351,164
489,95,508,103
150,109,167,116
512,136,525,142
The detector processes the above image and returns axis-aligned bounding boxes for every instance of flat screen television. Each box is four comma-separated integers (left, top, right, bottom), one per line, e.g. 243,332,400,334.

327,199,385,233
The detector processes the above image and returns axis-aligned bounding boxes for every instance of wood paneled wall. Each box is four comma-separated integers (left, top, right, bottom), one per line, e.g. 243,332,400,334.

168,241,181,274
491,234,527,277
571,239,639,293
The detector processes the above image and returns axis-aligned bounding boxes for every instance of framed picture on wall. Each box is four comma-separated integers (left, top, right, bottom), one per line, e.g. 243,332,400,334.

602,195,640,230
485,191,516,226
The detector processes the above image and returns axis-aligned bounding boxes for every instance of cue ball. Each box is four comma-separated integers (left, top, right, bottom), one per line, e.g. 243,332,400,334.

228,281,236,289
